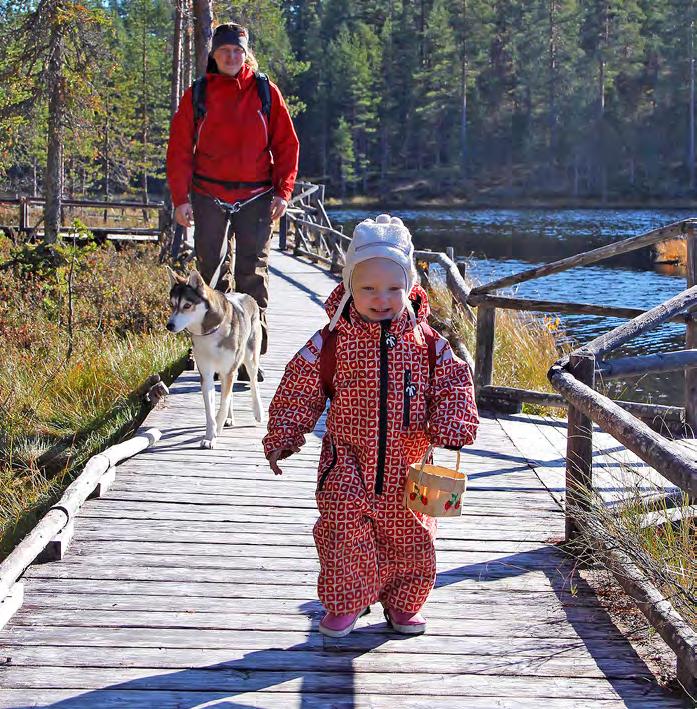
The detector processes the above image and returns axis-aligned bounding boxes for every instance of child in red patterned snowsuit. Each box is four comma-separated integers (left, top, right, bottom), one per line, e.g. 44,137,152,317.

263,215,479,637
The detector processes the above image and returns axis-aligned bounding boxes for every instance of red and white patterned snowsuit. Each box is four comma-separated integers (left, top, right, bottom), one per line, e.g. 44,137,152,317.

263,284,479,614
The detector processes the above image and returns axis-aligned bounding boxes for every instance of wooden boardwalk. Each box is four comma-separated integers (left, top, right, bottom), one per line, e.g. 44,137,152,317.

0,250,684,708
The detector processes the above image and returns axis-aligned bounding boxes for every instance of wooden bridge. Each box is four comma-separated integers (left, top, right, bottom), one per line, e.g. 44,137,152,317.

0,242,689,707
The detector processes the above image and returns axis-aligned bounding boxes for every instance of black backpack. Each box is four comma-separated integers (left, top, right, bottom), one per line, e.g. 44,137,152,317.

191,72,272,145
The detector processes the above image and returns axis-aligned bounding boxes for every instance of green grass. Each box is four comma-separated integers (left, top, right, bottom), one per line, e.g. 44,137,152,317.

575,481,696,633
0,236,186,557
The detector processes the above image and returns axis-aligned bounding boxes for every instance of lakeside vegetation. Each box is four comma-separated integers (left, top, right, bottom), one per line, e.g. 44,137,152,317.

0,236,186,557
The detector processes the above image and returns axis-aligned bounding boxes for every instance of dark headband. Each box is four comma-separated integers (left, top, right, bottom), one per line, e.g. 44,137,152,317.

211,26,248,52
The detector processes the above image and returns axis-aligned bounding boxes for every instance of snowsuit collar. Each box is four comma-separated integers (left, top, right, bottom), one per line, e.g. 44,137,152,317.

324,282,431,339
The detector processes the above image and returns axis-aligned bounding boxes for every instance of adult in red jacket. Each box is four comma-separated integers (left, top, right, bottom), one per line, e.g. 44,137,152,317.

166,22,299,358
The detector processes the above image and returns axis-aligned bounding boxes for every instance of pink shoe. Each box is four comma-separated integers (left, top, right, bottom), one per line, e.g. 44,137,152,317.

384,607,427,635
319,610,363,638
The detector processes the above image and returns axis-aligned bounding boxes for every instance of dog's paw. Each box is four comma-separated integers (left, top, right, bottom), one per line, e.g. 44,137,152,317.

200,438,216,449
224,417,235,428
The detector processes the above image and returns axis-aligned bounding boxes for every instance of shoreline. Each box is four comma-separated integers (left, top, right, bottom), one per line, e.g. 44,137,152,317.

325,196,697,211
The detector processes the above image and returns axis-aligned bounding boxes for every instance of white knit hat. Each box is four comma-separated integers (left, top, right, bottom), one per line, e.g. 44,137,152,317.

328,214,416,330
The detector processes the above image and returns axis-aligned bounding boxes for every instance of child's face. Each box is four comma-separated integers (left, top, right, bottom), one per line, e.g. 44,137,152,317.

351,258,407,321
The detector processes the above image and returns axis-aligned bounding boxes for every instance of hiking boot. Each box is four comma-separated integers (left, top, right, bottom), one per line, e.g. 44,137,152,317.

237,364,264,382
383,607,426,635
319,610,363,638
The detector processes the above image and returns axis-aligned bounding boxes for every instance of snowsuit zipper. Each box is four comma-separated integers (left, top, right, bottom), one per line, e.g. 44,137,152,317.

403,369,413,428
375,321,391,495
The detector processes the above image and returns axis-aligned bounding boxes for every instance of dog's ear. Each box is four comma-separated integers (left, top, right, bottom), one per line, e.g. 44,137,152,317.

166,266,185,288
187,269,207,294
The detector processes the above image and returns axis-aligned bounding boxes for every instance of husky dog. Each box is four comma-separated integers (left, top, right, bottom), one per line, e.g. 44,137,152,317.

166,268,265,449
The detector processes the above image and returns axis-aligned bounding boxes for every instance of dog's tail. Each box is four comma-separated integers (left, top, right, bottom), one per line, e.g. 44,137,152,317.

250,300,263,351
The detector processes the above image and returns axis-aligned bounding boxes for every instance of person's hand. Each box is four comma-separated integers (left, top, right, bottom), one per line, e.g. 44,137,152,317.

269,196,288,221
175,202,194,228
268,447,298,475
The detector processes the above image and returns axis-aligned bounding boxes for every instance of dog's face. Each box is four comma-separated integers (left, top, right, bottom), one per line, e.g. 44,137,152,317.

166,268,208,334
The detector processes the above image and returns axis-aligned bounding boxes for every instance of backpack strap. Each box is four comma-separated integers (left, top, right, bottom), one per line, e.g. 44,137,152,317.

319,325,337,399
254,71,272,121
192,76,207,146
420,322,439,379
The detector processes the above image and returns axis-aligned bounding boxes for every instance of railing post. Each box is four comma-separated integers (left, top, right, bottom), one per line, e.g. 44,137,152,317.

685,226,697,434
19,197,27,232
565,351,595,542
474,305,495,396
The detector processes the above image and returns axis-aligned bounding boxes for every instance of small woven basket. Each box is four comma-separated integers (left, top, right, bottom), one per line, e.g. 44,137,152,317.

404,445,466,518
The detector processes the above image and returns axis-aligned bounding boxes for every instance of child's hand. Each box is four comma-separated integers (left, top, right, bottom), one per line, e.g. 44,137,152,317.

267,447,299,476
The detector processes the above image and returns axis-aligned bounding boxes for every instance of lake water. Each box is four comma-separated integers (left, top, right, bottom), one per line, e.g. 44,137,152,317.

328,207,697,405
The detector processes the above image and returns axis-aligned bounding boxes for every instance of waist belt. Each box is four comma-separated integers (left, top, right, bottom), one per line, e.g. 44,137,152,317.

193,173,272,190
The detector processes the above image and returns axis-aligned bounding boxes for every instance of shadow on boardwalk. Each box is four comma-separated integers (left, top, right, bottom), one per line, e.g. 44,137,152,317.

11,549,672,709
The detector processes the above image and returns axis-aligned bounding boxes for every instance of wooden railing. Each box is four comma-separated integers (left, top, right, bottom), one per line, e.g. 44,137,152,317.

469,220,697,432
280,181,349,274
547,280,697,696
0,196,165,241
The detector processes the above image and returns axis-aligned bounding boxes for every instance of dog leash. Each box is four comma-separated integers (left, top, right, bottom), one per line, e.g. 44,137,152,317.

203,187,274,291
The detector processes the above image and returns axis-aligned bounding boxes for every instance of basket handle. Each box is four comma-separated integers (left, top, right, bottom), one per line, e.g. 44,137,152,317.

417,445,462,480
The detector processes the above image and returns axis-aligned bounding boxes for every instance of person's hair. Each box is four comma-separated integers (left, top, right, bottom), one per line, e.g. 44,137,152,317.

244,49,258,71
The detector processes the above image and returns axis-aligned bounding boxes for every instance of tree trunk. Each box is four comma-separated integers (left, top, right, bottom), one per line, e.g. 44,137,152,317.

170,0,184,116
599,3,608,203
689,2,695,191
460,0,469,179
548,0,558,162
192,0,213,79
183,1,193,88
44,29,65,245
141,10,149,215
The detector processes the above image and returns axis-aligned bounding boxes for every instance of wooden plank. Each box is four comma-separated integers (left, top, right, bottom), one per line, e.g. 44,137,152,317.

0,645,657,680
22,567,581,594
0,689,674,709
0,624,644,658
50,550,574,574
9,609,623,640
20,591,610,620
0,583,23,632
19,578,594,604
0,665,677,701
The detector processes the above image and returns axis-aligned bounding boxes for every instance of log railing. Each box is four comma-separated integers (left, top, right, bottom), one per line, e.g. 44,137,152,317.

280,181,350,274
547,289,697,696
469,219,697,428
0,428,161,631
0,196,165,240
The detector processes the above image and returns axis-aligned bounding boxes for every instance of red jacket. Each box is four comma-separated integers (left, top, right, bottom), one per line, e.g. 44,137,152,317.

264,284,479,497
166,65,300,207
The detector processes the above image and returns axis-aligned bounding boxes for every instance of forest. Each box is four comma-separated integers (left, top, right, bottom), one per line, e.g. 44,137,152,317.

2,0,697,206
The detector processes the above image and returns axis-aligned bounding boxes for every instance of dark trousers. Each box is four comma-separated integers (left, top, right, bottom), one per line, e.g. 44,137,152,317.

191,190,273,354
